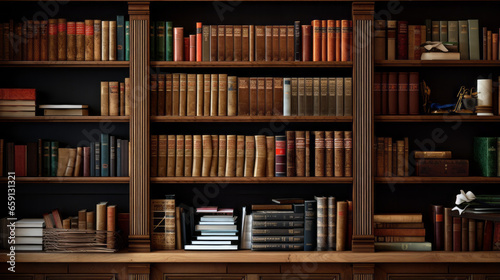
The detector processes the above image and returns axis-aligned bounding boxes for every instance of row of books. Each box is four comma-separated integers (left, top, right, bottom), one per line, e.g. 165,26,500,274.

150,20,353,62
374,72,420,115
374,19,481,61
150,74,353,117
100,79,131,116
1,17,129,62
1,135,129,177
482,28,500,60
0,88,36,117
375,137,410,177
150,131,352,178
374,213,430,251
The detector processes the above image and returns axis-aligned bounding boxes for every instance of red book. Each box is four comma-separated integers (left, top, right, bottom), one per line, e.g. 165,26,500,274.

173,27,184,61
14,145,27,177
52,209,63,229
388,72,398,115
312,20,321,61
327,20,335,61
413,26,422,59
493,222,500,251
184,37,190,61
189,34,196,62
453,217,462,251
335,20,341,61
83,146,90,176
301,25,311,61
33,21,41,61
275,135,286,177
0,88,36,100
341,20,349,61
484,220,494,250
374,228,426,236
409,72,419,115
40,20,48,61
381,72,388,114
374,72,382,115
321,20,327,61
398,72,409,115
432,205,444,250
196,22,202,62
397,21,408,60
349,20,353,61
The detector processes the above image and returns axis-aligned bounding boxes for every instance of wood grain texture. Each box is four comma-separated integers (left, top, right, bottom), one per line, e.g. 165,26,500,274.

151,116,352,122
151,177,352,184
151,61,352,68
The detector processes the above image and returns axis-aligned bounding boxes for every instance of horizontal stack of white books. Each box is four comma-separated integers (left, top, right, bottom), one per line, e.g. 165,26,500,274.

185,207,238,250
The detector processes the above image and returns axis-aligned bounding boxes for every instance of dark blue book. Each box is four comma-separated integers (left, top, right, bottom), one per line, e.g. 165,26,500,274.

90,142,95,177
94,142,101,177
116,15,125,61
125,21,130,61
110,135,116,177
100,134,109,177
121,139,128,177
304,200,317,251
116,138,122,177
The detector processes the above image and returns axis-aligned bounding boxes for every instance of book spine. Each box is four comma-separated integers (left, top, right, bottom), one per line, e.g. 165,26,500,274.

328,196,336,250
251,243,304,251
56,19,67,61
150,22,155,61
218,25,225,61
93,20,101,61
109,136,116,177
50,142,59,177
253,135,266,177
286,131,296,177
201,135,212,177
116,16,125,61
274,77,284,116
314,131,325,177
453,217,462,251
468,20,480,60
189,34,196,61
187,74,196,116
173,27,183,61
266,136,275,177
225,25,233,61
275,135,286,177
305,131,310,177
335,77,344,116
100,134,109,177
176,135,185,177
462,217,469,251
312,20,321,61
210,135,218,177
238,77,250,116
166,22,173,61
388,72,398,115
244,136,255,177
469,219,476,251
295,131,305,177
236,135,245,177
265,78,273,116
294,21,301,61
192,135,202,177
253,213,304,221
125,21,130,61
397,21,408,60
253,221,304,229
109,21,117,61
217,135,227,177
203,74,210,116
252,228,304,236
409,72,419,115
184,135,193,177
302,25,311,61
398,72,409,115
179,73,187,116
66,22,76,61
101,21,109,61
386,21,396,60
336,201,347,251
48,19,58,61
316,196,327,251
210,74,218,116
242,25,249,61
84,20,94,61
252,236,304,243
234,25,242,60
218,74,228,116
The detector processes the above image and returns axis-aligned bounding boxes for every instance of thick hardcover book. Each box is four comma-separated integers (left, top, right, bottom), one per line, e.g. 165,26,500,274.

274,78,284,116
461,217,469,251
313,78,320,116
115,16,124,61
233,25,242,61
209,25,217,61
172,73,180,115
244,136,255,177
84,20,94,61
225,135,236,177
179,73,187,116
201,74,210,116
344,131,352,177
14,145,27,177
192,135,202,177
201,135,212,177
157,74,166,116
271,26,279,61
175,135,185,177
186,74,196,116
381,72,388,114
374,20,386,61
92,20,101,61
414,151,452,159
374,214,422,223
297,78,305,116
458,20,469,60
375,228,426,237
238,77,250,116
227,76,237,116
474,137,497,176
305,78,314,116
305,131,311,177
236,135,245,177
283,78,291,116
109,137,116,177
150,23,155,61
314,131,325,177
196,22,202,62
344,78,352,116
210,74,218,116
253,135,266,177
386,20,397,60
150,74,158,116
398,72,409,115
157,135,167,177
304,200,317,251
285,131,296,177
388,72,398,115
109,81,120,116
375,222,424,229
241,25,249,61
264,78,273,116
483,220,494,250
253,213,304,221
56,19,67,61
202,25,210,61
48,19,58,61
184,135,193,177
295,131,306,177
65,21,75,61
444,207,453,251
291,78,298,116
334,131,345,177
252,236,304,243
341,20,350,61
94,142,101,177
225,25,234,61
327,78,336,116
257,78,266,116
327,197,336,250
336,201,347,251
252,204,293,211
252,221,304,229
397,21,408,60
280,25,288,61
468,20,480,60
453,217,462,251
325,131,334,177
409,72,419,115
125,21,130,61
326,20,335,61
165,22,173,61
218,74,228,116
312,20,321,61
50,141,59,177
109,21,117,60
375,242,431,251
255,25,265,61
41,20,49,61
101,21,109,61
266,136,275,177
173,27,183,61
316,196,327,251
319,78,328,116
302,25,312,61
416,159,469,176
100,134,110,177
335,77,344,116
275,135,286,177
249,25,255,61
253,228,304,236
210,135,218,177
251,243,303,251
217,25,225,61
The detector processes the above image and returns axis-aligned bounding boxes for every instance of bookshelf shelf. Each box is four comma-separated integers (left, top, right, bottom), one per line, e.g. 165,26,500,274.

150,61,353,68
1,177,129,183
0,116,130,122
375,115,500,123
375,177,500,184
0,61,130,68
151,116,353,123
375,60,500,67
151,177,353,184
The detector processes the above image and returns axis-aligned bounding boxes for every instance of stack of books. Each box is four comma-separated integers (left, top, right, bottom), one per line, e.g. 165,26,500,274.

0,88,36,117
16,218,45,251
374,213,431,251
185,207,238,250
40,104,89,116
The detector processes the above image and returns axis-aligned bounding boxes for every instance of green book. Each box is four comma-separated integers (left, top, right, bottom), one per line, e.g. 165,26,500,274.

116,15,125,61
439,20,448,42
156,21,166,61
125,21,130,61
165,21,173,61
458,20,469,60
150,22,156,61
474,137,497,177
424,19,432,43
447,21,458,45
50,141,59,177
101,134,109,177
468,19,480,60
42,141,51,177
375,242,432,252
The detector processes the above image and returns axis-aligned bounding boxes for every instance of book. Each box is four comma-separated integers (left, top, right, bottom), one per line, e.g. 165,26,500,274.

244,136,255,177
336,201,347,251
474,137,497,177
316,196,327,251
314,131,325,177
286,131,295,177
275,135,286,177
453,217,461,251
375,242,432,251
374,214,422,223
254,135,266,177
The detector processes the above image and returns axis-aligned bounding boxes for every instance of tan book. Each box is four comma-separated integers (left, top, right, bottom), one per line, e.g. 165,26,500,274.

64,148,76,177
255,25,265,61
151,74,158,116
165,74,172,116
101,21,109,61
203,74,211,116
247,77,256,116
151,199,175,250
373,214,422,223
265,78,273,116
397,140,404,176
187,74,196,116
56,148,69,176
227,76,237,116
125,78,131,116
100,81,109,116
265,26,273,61
96,202,107,231
249,25,255,61
84,19,94,61
109,21,117,61
344,131,352,177
158,135,167,177
107,205,116,249
218,74,228,116
266,136,275,177
334,131,345,177
314,131,325,177
201,135,213,177
298,78,305,116
86,211,95,230
48,19,58,61
196,74,204,116
234,25,242,61
225,135,236,177
236,135,245,177
325,131,334,177
254,135,267,177
241,25,249,61
175,135,185,177
336,201,347,251
167,135,176,177
63,218,71,229
119,82,125,116
225,25,234,61
73,147,83,177
184,135,193,177
172,73,180,116
93,20,101,61
210,74,218,116
257,78,266,116
286,131,295,177
76,21,85,61
109,81,120,116
305,131,310,177
414,151,452,159
157,74,165,116
218,135,227,177
179,73,187,116
151,135,158,177
462,217,469,251
192,135,202,177
218,25,225,61
57,18,67,61
295,131,305,177
244,136,255,177
210,135,218,177
279,25,287,61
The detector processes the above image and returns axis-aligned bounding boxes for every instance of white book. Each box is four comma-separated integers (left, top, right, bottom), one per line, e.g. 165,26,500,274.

195,225,237,231
16,228,43,237
0,106,35,111
420,52,460,60
16,237,43,244
16,219,45,228
14,244,43,251
200,215,237,222
192,240,232,245
39,104,89,109
184,244,237,250
200,232,236,236
199,221,236,225
283,77,291,116
197,235,239,241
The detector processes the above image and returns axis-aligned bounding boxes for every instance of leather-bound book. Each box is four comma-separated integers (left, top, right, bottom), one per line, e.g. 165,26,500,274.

381,72,388,114
84,20,94,61
388,72,398,115
431,205,444,250
26,142,37,177
312,20,321,61
179,73,187,116
469,219,476,251
196,74,204,116
462,217,469,251
314,131,325,177
416,159,469,176
109,81,120,116
66,21,76,61
316,196,327,251
279,25,287,61
96,202,107,231
225,135,236,177
305,78,313,116
225,25,234,61
396,140,404,176
266,136,275,177
286,25,294,61
200,74,210,116
327,20,335,61
336,201,347,251
249,25,255,61
320,77,328,116
227,76,237,116
477,221,484,251
273,77,283,115
295,131,306,177
83,146,90,177
244,136,255,177
93,20,101,61
325,131,334,177
386,138,393,176
208,74,218,116
305,131,311,177
40,20,49,61
321,20,327,61
263,26,272,61
254,135,267,177
272,26,279,61
298,78,305,116
238,77,250,116
150,74,158,116
86,211,95,230
258,78,266,116
344,78,352,116
398,72,409,115
241,25,249,61
202,25,210,61
100,81,109,116
334,131,345,177
157,74,166,116
101,21,109,61
302,25,312,61
327,197,337,250
335,77,344,116
217,25,225,61
396,21,408,60
157,22,166,60
487,30,492,60
285,131,296,177
106,205,116,248
392,140,397,176
404,137,409,176
172,73,180,116
283,78,291,116
484,220,493,250
218,74,228,116
48,19,58,61
444,207,453,251
201,135,212,177
291,78,298,116
341,20,349,61
196,22,202,61
186,74,196,116
192,135,202,177
453,217,462,251
174,27,183,61
218,135,227,177
210,25,217,61
189,34,196,61
233,25,242,61
335,20,341,61
294,21,301,61
236,135,245,177
150,23,155,61
349,21,353,61
210,135,218,177
175,135,185,177
158,135,167,177
119,82,125,116
374,20,386,60
150,135,158,177
409,72,419,115
493,33,498,60
255,25,265,61
386,20,397,60
374,72,381,115
184,135,193,177
274,135,286,177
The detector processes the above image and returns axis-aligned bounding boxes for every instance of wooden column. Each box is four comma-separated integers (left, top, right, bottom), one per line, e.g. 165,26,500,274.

129,1,151,252
128,264,150,280
352,1,375,253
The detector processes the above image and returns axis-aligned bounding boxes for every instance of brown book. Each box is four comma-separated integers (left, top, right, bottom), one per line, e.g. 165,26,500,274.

227,76,237,116
279,25,287,61
184,135,193,177
375,236,426,243
196,74,204,116
376,137,384,177
398,72,409,115
334,131,345,177
48,19,58,61
201,135,212,177
388,72,398,115
254,135,267,177
305,131,310,177
163,74,172,116
238,77,250,116
431,205,444,250
151,199,175,250
84,20,94,61
241,25,249,61
344,131,352,177
109,81,120,116
217,135,227,176
325,131,334,177
494,33,499,60
312,20,321,61
78,209,87,230
327,20,335,61
291,78,299,116
265,26,273,61
175,207,182,249
320,78,328,116
187,74,196,116
225,135,236,177
150,74,158,116
150,135,159,177
314,131,325,177
295,131,306,177
93,20,101,61
404,137,409,176
453,217,462,251
192,135,202,177
387,138,393,176
109,21,117,61
392,141,397,176
217,25,225,61
209,74,218,116
287,25,294,61
297,78,305,116
374,228,426,236
274,77,284,116
316,196,327,251
203,74,211,116
286,131,296,177
266,136,275,177
210,25,217,61
96,202,107,231
249,25,255,61
477,221,484,251
174,27,184,61
375,222,425,229
225,25,234,61
302,25,312,61
41,20,49,61
172,73,180,115
414,151,452,159
66,21,76,61
233,25,242,61
462,217,469,251
321,20,327,61
487,30,492,60
64,148,76,176
210,135,218,177
305,78,314,116
101,21,109,61
327,197,336,250
251,78,262,115
381,72,388,114
106,205,116,248
248,77,257,116
374,214,422,223
158,135,167,177
179,73,187,116
252,204,293,211
259,77,271,115
444,207,453,251
236,135,245,177
484,220,493,250
336,201,347,251
86,211,95,230
189,34,196,61
416,159,469,176
244,136,255,177
396,140,404,176
175,135,185,177
341,20,350,61
469,219,476,251
218,74,228,116
100,81,109,116
313,77,320,116
158,74,166,116
272,26,280,61
255,25,265,61
73,147,83,176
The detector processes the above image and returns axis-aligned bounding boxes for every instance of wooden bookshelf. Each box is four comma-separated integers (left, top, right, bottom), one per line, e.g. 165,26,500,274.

375,60,500,67
0,116,130,122
375,115,500,122
375,177,500,184
151,177,353,184
0,61,130,68
451,211,500,222
151,61,353,68
151,116,353,122
0,177,129,183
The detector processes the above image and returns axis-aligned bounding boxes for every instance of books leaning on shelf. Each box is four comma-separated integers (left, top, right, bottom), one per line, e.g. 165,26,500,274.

0,88,36,117
375,137,409,177
374,213,431,251
150,74,352,117
101,78,131,116
0,16,130,62
150,20,353,62
39,104,89,116
3,133,129,177
373,72,419,115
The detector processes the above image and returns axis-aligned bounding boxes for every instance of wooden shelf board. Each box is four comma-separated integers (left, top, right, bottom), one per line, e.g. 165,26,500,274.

152,177,352,184
375,60,500,67
151,61,352,68
7,251,500,263
0,61,129,68
1,177,129,183
0,116,129,122
375,115,500,122
375,177,500,184
151,116,353,122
